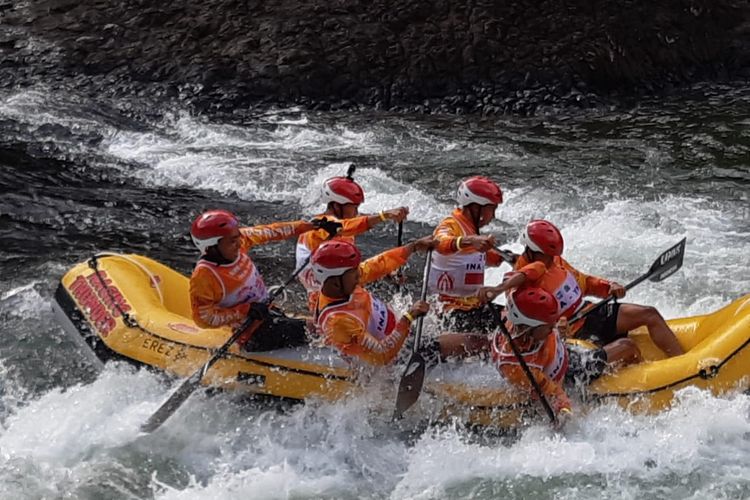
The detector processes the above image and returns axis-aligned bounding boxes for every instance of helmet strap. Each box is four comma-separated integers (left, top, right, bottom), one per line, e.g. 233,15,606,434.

467,204,481,233
203,246,231,265
330,275,350,298
330,202,344,219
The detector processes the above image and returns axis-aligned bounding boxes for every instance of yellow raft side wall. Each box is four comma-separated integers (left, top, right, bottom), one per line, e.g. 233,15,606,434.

590,294,750,411
59,255,354,401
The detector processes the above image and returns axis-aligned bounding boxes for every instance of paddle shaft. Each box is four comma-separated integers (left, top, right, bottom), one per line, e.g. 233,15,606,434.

568,275,644,324
413,249,432,348
396,221,404,291
496,319,558,425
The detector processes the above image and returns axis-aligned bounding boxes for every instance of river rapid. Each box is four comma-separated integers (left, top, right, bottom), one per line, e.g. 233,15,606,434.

1,84,749,499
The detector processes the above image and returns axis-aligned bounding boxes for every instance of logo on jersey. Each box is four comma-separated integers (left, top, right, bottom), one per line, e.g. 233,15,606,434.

436,272,455,292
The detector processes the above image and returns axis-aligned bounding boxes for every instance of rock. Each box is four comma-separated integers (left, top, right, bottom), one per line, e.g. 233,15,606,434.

0,0,746,114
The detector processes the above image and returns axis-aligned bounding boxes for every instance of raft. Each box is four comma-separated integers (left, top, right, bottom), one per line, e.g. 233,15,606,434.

52,253,750,428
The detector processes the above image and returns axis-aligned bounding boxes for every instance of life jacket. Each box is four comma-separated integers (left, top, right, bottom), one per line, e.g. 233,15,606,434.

490,326,569,384
317,288,397,341
530,263,584,318
315,287,403,365
430,209,490,310
514,255,611,323
194,253,269,308
190,221,309,329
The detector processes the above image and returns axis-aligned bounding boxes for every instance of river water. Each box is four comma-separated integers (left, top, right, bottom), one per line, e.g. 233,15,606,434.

1,83,749,499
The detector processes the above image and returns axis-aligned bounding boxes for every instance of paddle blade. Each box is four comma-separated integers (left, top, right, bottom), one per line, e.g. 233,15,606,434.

392,353,426,420
141,371,202,433
648,237,686,283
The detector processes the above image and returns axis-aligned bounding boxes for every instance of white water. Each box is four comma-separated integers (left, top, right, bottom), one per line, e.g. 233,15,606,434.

2,355,748,498
2,89,750,498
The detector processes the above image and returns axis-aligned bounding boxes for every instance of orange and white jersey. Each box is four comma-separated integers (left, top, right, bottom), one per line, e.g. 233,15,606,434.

295,214,371,293
513,255,611,333
315,246,411,366
490,325,571,411
430,208,503,311
190,221,310,329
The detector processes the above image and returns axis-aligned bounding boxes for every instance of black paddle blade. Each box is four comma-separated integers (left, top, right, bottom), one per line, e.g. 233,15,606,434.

392,353,426,420
648,237,686,283
140,371,202,433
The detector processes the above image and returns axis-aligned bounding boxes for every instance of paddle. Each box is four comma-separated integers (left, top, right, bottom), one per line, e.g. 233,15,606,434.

395,221,404,292
568,237,687,324
495,247,518,265
346,163,356,180
496,319,558,426
141,225,340,433
392,249,432,420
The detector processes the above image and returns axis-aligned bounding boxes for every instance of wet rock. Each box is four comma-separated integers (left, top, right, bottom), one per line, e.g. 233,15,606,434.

1,0,748,115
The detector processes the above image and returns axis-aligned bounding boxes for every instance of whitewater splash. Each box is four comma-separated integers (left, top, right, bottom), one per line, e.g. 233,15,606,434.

3,363,746,499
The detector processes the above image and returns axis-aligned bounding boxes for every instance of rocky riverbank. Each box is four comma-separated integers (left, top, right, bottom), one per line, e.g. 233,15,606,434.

2,0,749,114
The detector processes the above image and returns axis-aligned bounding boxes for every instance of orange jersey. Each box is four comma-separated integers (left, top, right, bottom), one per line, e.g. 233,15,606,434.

190,221,310,328
429,208,503,311
315,246,411,366
295,214,371,293
491,326,571,412
513,254,611,333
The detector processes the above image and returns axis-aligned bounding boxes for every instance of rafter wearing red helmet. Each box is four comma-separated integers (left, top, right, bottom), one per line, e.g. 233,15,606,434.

296,175,408,307
429,176,509,333
312,238,431,366
491,288,636,424
312,238,488,366
312,236,489,366
189,210,325,351
484,219,682,358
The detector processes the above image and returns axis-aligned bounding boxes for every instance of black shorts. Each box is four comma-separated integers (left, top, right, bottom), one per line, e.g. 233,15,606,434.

564,341,607,386
575,301,624,346
243,310,309,352
438,303,503,335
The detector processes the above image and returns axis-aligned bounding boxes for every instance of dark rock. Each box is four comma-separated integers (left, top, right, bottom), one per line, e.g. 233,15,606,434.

1,0,748,115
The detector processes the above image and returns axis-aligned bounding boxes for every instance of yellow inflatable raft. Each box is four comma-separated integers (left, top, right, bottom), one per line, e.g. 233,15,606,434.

52,253,750,428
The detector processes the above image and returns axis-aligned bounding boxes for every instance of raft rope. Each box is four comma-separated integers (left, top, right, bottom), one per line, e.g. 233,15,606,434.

94,252,164,305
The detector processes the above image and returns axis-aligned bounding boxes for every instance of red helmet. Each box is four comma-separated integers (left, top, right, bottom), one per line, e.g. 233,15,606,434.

456,176,503,207
506,287,560,328
522,220,564,256
311,241,362,284
191,210,239,253
322,177,365,205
